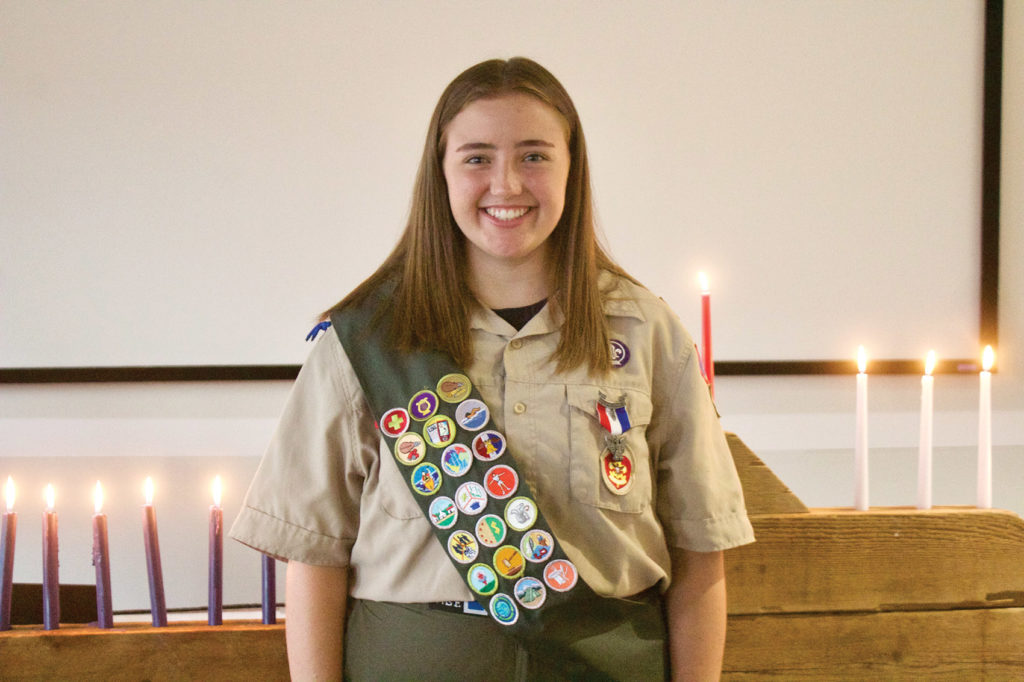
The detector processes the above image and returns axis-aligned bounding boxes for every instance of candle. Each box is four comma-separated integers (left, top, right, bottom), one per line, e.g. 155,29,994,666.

698,272,715,398
854,347,869,511
262,554,276,625
92,482,114,628
42,484,60,630
917,351,936,510
209,476,223,626
977,346,995,509
1,477,16,631
142,477,168,627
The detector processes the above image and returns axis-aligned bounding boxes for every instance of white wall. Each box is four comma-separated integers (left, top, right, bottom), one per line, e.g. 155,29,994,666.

1,1,1021,615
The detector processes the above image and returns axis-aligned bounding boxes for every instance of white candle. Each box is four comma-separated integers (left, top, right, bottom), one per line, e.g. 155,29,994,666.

854,346,869,511
977,346,995,509
917,351,936,510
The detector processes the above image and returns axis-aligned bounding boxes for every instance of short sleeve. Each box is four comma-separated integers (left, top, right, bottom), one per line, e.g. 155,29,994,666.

229,327,377,566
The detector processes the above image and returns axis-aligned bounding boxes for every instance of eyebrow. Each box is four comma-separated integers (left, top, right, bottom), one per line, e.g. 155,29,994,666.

454,139,557,153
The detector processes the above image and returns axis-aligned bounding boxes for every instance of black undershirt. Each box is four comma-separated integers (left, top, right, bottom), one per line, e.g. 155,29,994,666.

492,299,547,331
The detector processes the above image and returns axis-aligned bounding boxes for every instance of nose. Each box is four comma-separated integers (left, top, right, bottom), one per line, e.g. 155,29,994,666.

490,160,522,197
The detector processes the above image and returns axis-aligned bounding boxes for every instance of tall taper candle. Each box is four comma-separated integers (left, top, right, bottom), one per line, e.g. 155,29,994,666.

262,554,276,625
142,477,167,627
854,347,869,511
42,484,60,630
92,482,114,628
917,352,936,510
209,476,223,626
1,477,16,631
698,272,715,398
977,346,995,509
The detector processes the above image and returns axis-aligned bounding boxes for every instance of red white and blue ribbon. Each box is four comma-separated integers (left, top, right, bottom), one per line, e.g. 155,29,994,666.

596,396,631,435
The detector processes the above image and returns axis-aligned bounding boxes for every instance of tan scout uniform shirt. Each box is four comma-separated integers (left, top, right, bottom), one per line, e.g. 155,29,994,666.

231,274,754,601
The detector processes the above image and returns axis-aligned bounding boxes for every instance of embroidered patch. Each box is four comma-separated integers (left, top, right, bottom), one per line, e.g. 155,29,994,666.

428,496,458,529
543,559,578,592
489,593,519,626
467,563,499,596
472,430,506,462
514,577,547,610
380,407,410,438
504,496,538,532
447,530,479,564
408,390,439,421
423,414,456,448
454,481,488,515
437,373,472,403
484,464,519,500
410,462,442,496
475,514,508,548
440,443,472,477
455,399,489,431
520,529,554,563
601,449,634,495
609,339,630,368
493,546,525,580
393,432,426,466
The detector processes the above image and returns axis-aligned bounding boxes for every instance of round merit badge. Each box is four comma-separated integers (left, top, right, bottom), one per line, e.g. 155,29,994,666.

410,462,442,496
489,594,519,626
467,563,498,596
472,430,506,462
601,450,634,495
609,339,630,368
455,399,489,431
447,530,479,564
380,407,410,438
437,373,472,403
543,559,578,593
504,496,538,532
455,481,488,515
408,390,439,421
520,529,554,563
514,577,547,610
393,432,426,466
440,443,472,477
428,496,458,529
423,414,456,448
493,545,525,580
475,514,507,548
484,464,519,500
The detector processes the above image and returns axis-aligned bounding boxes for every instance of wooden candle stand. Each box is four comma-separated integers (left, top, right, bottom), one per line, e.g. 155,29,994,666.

1,434,1022,680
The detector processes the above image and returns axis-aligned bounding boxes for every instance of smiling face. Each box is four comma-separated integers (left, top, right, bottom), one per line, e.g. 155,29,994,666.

442,93,571,280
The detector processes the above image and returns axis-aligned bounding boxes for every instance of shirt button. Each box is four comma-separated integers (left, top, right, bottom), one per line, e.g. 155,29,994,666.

510,339,524,350
513,402,527,414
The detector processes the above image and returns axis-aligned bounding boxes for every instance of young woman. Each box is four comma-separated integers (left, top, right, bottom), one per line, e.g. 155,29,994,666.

231,57,754,681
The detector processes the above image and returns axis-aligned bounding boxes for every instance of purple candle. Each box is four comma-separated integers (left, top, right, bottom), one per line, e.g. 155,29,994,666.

42,484,60,630
261,554,276,625
142,477,167,627
92,482,114,628
1,477,17,631
208,476,223,626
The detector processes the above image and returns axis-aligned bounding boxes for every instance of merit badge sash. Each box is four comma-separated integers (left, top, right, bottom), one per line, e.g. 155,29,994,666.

329,289,586,635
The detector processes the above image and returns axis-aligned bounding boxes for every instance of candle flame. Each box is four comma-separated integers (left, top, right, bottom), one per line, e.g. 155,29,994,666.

144,477,154,506
982,345,995,372
697,271,710,294
94,481,104,515
212,475,222,507
45,484,55,512
925,351,936,376
4,476,13,513
857,346,867,374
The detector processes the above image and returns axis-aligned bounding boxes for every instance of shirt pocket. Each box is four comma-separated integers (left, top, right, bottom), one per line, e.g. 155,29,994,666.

565,384,654,513
375,439,424,521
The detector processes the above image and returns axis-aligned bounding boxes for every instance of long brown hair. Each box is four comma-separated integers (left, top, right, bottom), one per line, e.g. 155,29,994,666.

325,57,634,373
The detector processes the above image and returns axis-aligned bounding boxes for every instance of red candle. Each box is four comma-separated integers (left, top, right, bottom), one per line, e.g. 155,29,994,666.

142,477,167,627
1,477,16,631
42,484,60,630
92,482,114,628
208,476,223,626
698,272,715,398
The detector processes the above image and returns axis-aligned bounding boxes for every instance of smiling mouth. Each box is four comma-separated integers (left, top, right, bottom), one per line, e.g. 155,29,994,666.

484,207,531,221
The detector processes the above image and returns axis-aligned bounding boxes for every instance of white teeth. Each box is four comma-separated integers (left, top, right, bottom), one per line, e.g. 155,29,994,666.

485,207,530,221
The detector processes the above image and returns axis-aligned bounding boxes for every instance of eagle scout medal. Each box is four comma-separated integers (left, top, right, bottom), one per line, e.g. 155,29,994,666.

411,462,442,495
455,481,488,515
520,529,553,563
428,496,458,529
484,464,519,500
543,559,578,592
380,407,410,437
447,530,479,564
408,390,439,421
596,392,631,435
489,594,519,626
393,432,426,465
596,391,634,493
475,514,507,548
467,563,499,596
601,450,634,495
423,414,456,448
472,430,506,461
514,577,547,610
504,496,537,532
493,546,525,580
437,373,471,403
440,443,472,477
455,399,489,431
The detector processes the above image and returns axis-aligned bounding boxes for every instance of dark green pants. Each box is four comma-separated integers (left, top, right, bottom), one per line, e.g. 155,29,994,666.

344,593,668,681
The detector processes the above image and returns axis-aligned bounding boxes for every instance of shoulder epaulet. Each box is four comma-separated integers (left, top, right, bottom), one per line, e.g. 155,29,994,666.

306,320,332,342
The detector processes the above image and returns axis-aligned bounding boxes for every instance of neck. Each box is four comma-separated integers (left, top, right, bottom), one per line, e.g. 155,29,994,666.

466,250,553,309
